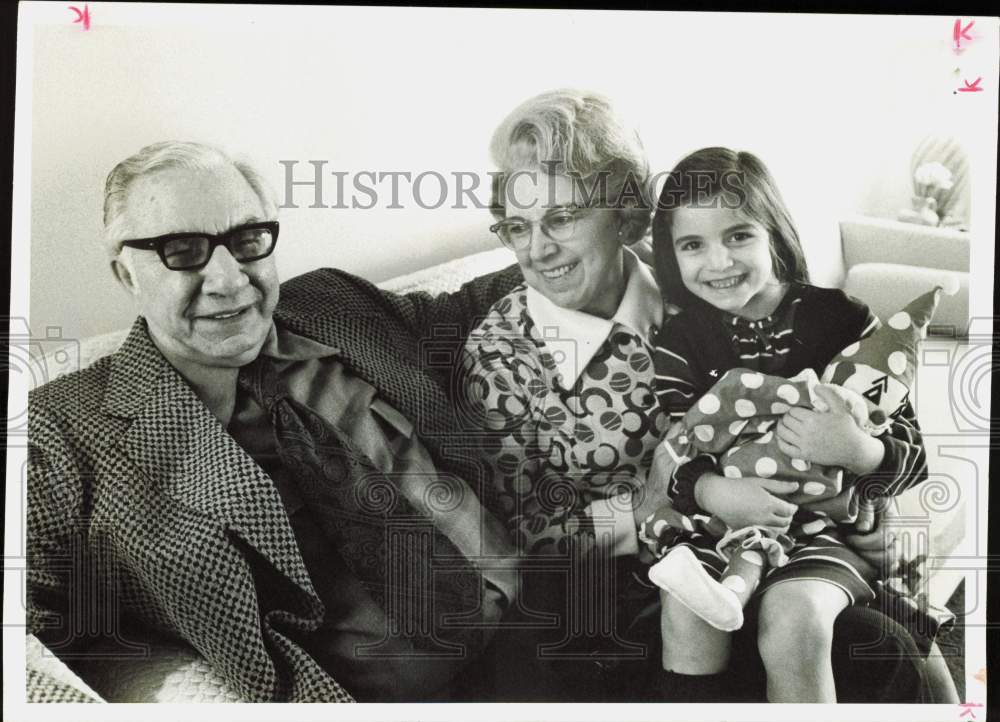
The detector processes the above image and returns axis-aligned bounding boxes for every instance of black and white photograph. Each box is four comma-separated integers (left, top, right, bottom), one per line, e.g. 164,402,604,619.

4,4,997,720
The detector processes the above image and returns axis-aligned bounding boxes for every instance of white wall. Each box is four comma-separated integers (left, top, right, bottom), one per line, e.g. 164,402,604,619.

25,7,992,341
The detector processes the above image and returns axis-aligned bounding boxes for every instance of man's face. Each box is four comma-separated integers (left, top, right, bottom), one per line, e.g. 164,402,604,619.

113,164,279,373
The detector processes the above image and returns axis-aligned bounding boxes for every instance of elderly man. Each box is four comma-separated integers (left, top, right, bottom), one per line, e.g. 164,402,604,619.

26,141,521,702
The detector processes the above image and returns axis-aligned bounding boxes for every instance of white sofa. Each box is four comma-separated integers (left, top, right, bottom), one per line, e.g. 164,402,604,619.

26,221,976,702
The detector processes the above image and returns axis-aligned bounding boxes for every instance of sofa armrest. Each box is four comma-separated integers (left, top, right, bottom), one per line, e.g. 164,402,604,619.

839,215,970,272
26,634,104,703
32,634,243,703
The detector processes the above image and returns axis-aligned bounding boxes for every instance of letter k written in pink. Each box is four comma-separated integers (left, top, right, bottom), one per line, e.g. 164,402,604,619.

953,19,974,49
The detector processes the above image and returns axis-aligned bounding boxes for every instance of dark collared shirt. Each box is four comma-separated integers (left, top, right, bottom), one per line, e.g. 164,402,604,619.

228,325,513,701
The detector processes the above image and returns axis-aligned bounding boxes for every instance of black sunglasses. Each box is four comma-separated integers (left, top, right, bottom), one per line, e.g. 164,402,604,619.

119,221,279,271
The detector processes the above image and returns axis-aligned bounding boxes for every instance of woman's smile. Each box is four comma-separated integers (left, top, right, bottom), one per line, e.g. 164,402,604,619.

539,261,580,281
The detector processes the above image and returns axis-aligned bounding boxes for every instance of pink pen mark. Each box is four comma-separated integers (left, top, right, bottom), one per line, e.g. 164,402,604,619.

951,18,976,48
959,703,984,719
69,4,90,31
952,19,975,55
953,19,974,49
958,77,983,93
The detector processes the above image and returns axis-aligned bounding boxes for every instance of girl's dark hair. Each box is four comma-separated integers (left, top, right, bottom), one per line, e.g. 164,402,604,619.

651,147,809,308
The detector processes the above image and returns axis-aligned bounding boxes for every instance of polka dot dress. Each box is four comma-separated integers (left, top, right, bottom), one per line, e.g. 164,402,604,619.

671,367,849,508
647,365,877,604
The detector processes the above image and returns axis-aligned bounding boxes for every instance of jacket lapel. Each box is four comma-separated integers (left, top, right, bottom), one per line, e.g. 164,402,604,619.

103,319,318,601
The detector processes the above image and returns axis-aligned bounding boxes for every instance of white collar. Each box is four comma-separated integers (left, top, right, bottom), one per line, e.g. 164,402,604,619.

525,247,662,387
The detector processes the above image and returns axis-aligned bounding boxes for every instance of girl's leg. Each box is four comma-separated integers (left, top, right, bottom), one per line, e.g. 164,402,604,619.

757,580,850,702
652,590,735,702
719,549,765,607
660,589,732,674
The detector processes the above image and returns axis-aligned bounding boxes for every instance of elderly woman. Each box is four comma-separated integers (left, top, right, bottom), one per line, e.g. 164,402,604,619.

464,89,933,703
467,91,667,554
462,89,673,700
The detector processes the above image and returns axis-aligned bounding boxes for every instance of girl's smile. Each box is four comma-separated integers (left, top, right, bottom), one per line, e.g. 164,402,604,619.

703,273,748,291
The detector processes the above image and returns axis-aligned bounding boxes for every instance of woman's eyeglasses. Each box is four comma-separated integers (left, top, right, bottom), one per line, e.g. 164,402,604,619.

119,221,279,271
489,207,584,251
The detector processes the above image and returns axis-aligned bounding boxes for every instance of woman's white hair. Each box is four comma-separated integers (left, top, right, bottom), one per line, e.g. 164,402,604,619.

488,89,652,243
102,140,277,258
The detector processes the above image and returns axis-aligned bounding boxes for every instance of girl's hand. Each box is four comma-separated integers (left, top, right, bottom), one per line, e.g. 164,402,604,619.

776,385,885,473
694,472,799,534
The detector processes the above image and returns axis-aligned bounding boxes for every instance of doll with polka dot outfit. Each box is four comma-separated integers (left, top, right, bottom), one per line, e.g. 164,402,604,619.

643,147,939,703
642,286,947,629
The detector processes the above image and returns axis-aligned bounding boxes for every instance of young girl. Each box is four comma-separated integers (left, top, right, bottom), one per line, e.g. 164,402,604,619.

646,147,930,702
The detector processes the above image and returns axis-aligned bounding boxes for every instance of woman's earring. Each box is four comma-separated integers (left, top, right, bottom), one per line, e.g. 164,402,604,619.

618,224,631,245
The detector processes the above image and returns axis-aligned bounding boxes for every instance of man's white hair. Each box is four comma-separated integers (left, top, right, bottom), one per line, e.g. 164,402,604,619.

102,141,278,258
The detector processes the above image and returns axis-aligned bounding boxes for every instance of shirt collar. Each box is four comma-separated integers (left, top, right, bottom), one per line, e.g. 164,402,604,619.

259,322,342,361
525,247,662,387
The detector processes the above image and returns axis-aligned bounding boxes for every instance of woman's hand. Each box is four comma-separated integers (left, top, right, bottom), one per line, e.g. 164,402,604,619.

777,385,885,474
844,499,902,577
632,473,673,530
628,233,654,266
694,472,799,534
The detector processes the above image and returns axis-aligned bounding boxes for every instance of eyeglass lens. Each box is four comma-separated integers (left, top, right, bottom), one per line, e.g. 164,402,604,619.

496,209,577,249
163,226,274,269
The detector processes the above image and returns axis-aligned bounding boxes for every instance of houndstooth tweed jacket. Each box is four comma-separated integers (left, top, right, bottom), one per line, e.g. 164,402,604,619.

26,264,523,703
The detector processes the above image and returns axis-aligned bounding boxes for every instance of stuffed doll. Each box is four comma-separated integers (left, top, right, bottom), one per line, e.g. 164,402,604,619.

641,285,947,630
